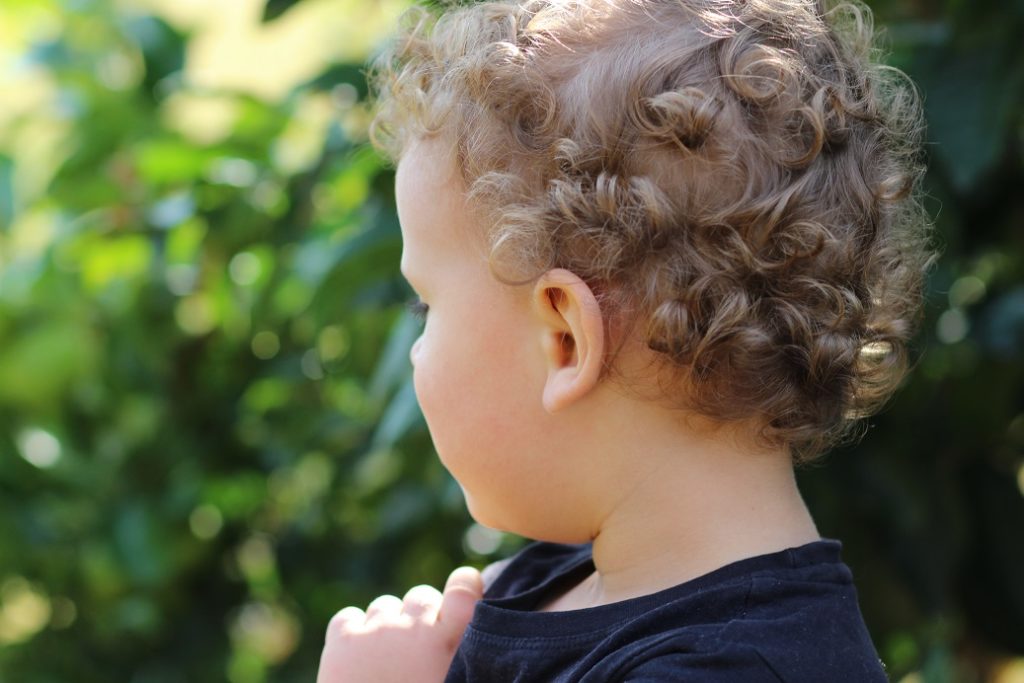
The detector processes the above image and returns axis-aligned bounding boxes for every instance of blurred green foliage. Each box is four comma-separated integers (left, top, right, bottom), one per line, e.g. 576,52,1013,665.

0,0,1020,681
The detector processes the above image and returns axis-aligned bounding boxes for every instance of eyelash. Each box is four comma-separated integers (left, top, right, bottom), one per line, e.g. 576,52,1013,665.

406,297,429,321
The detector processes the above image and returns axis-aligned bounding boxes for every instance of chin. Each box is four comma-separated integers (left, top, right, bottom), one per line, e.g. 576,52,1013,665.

459,491,523,537
461,491,501,529
463,494,582,544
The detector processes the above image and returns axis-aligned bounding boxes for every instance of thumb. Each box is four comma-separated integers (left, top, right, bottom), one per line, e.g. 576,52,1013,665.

437,566,483,635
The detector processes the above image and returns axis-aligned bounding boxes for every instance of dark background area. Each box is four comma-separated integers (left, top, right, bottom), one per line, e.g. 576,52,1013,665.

0,0,1020,680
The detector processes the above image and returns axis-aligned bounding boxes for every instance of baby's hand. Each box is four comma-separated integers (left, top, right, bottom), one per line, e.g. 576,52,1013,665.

316,566,483,683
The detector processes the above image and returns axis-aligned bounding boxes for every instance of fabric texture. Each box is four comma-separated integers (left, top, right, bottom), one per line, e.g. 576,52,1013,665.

444,539,889,682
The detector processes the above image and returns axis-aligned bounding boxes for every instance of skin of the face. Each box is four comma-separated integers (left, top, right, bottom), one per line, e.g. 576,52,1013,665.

394,137,609,542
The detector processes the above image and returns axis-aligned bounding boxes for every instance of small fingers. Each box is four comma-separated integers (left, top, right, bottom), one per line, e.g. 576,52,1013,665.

439,566,483,630
326,576,467,643
327,606,366,637
365,594,403,622
401,584,443,620
442,567,484,602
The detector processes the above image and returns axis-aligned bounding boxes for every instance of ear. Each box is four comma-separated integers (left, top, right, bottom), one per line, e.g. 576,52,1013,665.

531,269,605,413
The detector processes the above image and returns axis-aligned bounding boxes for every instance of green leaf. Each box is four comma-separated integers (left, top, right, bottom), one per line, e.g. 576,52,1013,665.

113,502,171,586
371,377,425,450
134,140,215,185
0,155,14,230
0,320,98,413
262,0,303,23
367,311,420,404
916,44,1024,193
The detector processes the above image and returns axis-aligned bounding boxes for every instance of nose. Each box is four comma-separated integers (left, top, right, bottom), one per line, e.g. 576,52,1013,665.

409,337,423,366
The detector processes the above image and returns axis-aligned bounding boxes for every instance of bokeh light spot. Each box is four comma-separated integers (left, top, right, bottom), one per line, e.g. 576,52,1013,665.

936,308,969,344
165,263,198,296
175,294,217,335
317,325,349,362
251,331,280,360
301,349,324,380
0,577,52,645
210,158,258,188
948,275,986,308
16,427,61,469
229,251,262,286
190,504,224,540
464,523,504,556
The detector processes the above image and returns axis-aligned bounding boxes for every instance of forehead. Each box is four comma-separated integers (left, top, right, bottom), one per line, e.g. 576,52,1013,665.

395,137,460,210
395,137,486,272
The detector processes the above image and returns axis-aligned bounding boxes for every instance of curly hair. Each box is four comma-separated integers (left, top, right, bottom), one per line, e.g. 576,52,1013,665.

368,0,940,464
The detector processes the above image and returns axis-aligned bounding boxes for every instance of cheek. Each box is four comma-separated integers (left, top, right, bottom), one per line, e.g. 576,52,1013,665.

413,330,493,431
410,329,465,440
411,318,539,454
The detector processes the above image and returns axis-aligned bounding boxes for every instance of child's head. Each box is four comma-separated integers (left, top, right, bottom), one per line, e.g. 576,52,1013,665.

370,0,938,468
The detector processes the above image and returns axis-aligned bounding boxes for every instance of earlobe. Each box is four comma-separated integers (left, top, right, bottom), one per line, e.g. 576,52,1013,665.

532,269,605,414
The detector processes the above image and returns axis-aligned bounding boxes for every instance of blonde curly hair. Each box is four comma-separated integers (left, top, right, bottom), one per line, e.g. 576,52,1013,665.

368,0,940,464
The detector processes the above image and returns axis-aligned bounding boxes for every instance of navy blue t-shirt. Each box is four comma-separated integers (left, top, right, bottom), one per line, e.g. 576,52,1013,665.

445,539,888,682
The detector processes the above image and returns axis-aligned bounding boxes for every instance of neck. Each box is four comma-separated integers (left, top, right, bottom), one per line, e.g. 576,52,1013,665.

581,406,820,606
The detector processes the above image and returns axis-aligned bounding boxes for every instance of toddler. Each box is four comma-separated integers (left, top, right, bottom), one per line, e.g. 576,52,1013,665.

317,0,938,680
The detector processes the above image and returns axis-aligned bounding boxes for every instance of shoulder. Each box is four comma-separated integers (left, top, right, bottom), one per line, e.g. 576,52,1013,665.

615,615,886,683
724,564,888,681
618,639,887,683
615,541,889,682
